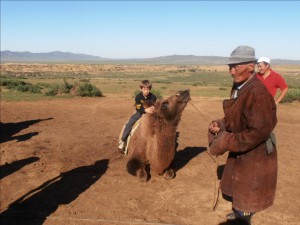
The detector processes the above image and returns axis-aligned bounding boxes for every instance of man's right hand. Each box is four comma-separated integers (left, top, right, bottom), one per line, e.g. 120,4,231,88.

208,121,221,134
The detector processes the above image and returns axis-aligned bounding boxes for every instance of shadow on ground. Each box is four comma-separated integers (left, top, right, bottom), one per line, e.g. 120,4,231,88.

218,218,251,225
0,157,39,180
0,159,109,225
172,146,207,172
0,118,53,143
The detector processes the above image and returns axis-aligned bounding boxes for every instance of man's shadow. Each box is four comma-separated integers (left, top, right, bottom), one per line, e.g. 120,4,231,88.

0,159,109,225
218,218,250,225
0,118,53,143
0,157,39,179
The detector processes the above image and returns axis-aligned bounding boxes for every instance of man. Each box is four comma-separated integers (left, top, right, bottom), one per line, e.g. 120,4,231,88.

208,46,278,225
257,57,288,104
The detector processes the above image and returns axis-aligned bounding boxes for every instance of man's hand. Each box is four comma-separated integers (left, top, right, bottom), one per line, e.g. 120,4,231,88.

208,121,221,134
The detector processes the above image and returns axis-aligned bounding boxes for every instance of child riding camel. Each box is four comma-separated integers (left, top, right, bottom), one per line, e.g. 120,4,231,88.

118,80,157,153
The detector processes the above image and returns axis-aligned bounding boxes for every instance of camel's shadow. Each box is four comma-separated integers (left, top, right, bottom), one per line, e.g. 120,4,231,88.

172,146,207,172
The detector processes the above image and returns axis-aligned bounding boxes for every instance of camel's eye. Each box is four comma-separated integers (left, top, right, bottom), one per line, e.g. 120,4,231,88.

161,102,169,110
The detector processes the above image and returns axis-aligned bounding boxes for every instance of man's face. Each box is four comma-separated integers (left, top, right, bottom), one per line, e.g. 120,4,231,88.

228,63,253,83
257,62,270,75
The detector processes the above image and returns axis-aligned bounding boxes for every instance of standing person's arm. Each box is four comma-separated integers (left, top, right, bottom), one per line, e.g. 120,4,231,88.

210,91,277,156
275,72,288,104
275,87,288,104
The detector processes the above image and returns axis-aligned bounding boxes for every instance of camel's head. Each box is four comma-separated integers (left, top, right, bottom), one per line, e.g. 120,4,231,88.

154,90,190,124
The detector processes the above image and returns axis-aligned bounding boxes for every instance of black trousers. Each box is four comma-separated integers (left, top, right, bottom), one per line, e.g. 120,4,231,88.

121,112,142,141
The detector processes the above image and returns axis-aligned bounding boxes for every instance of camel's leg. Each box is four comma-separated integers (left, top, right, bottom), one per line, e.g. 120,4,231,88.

126,158,149,182
136,168,148,182
163,167,175,180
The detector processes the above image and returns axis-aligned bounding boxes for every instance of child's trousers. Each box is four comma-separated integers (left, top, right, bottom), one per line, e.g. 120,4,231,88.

121,112,142,141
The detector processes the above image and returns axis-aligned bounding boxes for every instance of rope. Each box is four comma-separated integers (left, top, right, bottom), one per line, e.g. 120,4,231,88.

188,100,221,211
188,100,206,118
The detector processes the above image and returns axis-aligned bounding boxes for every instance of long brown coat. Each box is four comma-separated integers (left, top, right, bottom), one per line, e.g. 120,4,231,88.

209,75,277,213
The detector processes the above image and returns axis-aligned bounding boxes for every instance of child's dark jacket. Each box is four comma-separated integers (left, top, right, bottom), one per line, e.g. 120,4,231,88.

135,92,157,115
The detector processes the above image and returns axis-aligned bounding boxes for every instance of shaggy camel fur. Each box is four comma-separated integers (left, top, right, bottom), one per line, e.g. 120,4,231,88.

126,90,190,182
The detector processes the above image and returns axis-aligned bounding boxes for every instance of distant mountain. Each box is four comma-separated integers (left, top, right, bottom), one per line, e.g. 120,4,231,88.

1,50,299,65
133,55,229,65
0,50,103,62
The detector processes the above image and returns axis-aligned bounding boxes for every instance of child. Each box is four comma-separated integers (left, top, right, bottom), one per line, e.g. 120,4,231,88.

118,80,157,152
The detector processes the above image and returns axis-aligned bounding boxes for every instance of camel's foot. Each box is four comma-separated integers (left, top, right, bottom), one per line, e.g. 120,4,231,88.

163,168,175,180
137,169,149,182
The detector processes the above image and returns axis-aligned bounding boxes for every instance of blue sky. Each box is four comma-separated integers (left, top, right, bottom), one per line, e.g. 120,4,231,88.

1,1,300,59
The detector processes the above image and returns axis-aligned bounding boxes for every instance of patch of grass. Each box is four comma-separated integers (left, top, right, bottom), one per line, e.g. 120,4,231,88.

192,82,207,86
2,64,300,104
1,79,42,93
1,89,59,101
153,80,172,84
190,87,230,98
45,79,74,96
1,78,103,99
281,88,300,103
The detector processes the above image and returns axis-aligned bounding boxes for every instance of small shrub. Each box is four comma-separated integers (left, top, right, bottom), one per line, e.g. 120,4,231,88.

219,87,227,91
45,84,59,96
151,89,163,100
77,82,102,97
281,88,300,103
44,79,73,95
16,84,29,92
28,85,42,93
58,78,73,94
1,79,27,88
1,79,41,93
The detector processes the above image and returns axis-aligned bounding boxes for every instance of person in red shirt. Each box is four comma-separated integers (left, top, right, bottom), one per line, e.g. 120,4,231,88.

256,57,288,104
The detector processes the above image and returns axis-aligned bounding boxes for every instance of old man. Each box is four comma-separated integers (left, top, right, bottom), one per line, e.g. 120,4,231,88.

208,46,278,225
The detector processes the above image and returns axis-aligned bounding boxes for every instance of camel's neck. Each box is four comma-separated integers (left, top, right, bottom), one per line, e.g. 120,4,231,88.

140,114,177,137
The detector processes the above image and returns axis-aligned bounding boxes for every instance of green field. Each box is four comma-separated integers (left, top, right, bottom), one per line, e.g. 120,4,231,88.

1,64,300,102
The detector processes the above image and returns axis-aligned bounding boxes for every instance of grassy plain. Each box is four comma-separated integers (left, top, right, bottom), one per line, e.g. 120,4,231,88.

1,63,300,101
1,63,300,225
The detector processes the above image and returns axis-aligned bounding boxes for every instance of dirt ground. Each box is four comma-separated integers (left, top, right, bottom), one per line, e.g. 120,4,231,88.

1,94,299,225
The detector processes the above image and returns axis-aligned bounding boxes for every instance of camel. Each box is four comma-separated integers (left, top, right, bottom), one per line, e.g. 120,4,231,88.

125,90,190,182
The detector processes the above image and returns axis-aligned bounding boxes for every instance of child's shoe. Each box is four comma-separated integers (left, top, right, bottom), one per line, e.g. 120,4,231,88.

118,140,125,153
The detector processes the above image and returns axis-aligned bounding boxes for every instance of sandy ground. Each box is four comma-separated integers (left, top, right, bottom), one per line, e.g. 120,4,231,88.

0,95,299,225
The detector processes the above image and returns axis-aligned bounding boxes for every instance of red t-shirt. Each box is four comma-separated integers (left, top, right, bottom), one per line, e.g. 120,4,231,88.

256,69,288,97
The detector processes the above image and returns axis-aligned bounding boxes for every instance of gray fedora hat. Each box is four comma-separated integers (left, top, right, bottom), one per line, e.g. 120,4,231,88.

228,45,257,65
